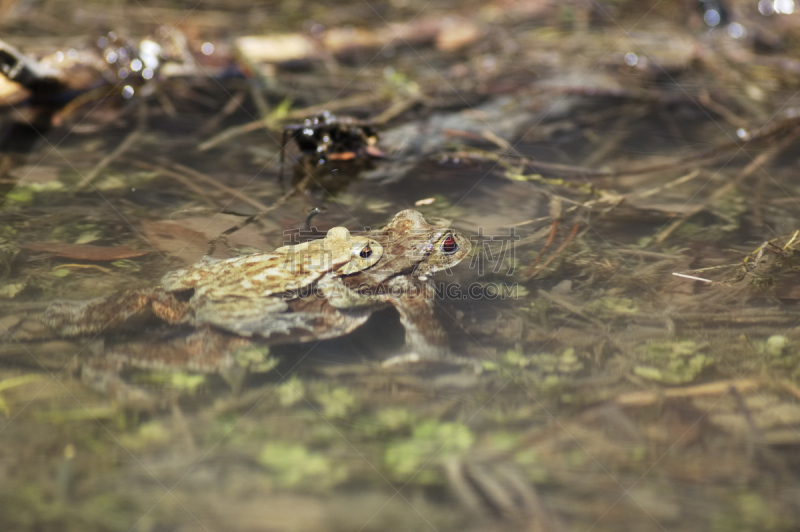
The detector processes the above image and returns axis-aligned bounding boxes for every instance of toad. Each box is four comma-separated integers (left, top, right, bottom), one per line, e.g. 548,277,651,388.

40,210,474,401
43,226,383,337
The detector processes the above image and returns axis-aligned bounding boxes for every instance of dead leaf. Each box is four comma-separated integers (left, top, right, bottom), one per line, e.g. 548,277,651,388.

323,19,439,57
141,220,209,265
0,76,29,107
236,34,318,64
0,315,22,330
8,166,60,185
142,215,280,264
323,27,384,54
436,17,480,51
25,242,150,261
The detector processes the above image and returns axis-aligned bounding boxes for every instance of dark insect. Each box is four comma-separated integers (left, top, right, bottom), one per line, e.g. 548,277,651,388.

279,111,384,180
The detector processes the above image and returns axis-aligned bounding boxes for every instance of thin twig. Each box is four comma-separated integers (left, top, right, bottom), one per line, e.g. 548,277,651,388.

196,89,248,137
51,85,116,127
581,106,647,167
778,379,800,402
454,114,800,182
250,81,271,120
698,88,747,128
654,129,800,243
127,159,220,207
527,223,580,279
206,174,312,255
282,92,387,120
76,103,148,190
752,167,766,227
672,272,715,283
155,89,177,118
166,161,271,212
371,96,420,125
537,286,605,329
523,220,558,278
628,169,701,200
614,378,762,407
198,119,268,152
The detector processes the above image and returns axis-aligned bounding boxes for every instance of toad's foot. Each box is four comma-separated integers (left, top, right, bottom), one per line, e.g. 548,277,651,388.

381,351,484,374
381,292,482,371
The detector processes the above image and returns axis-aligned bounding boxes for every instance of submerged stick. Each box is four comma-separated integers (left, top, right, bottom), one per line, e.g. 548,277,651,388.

168,161,270,212
206,174,312,255
196,89,248,137
527,223,580,279
654,129,800,243
128,159,220,208
76,104,148,190
614,378,762,407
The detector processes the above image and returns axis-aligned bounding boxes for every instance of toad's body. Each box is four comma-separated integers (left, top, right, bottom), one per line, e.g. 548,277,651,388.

44,226,382,337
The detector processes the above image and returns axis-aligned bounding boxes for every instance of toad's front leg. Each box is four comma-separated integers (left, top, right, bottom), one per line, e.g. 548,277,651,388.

383,288,481,372
392,292,449,357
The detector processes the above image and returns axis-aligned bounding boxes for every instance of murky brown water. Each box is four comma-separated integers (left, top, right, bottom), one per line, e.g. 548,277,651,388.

3,1,800,531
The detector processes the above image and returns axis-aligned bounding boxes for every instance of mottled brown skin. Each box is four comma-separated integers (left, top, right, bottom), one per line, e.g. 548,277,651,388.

347,209,471,288
40,211,472,402
284,209,472,358
167,210,472,359
43,288,189,337
43,226,382,337
40,227,381,402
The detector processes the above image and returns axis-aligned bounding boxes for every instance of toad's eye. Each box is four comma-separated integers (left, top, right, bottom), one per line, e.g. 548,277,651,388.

359,244,372,259
441,235,458,254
